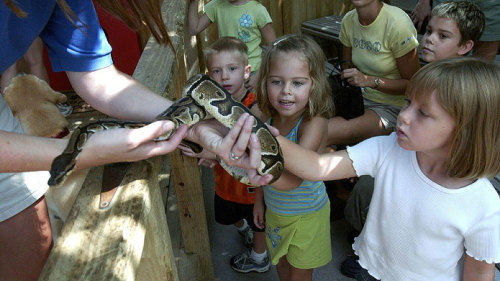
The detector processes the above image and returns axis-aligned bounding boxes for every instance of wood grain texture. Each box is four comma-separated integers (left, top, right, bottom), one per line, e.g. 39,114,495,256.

39,160,176,281
168,48,214,279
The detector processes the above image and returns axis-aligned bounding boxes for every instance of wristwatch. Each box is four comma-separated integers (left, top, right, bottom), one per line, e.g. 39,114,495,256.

373,77,381,89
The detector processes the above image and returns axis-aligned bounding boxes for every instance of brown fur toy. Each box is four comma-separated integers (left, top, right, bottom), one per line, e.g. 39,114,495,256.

3,74,69,138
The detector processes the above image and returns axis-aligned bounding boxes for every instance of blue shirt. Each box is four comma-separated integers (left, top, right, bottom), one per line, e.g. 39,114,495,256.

0,0,112,73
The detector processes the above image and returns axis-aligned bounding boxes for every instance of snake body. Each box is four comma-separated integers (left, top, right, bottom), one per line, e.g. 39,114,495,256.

48,74,284,186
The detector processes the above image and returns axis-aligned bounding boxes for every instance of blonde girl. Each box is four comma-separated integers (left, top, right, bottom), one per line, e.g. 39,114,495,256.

248,57,499,281
253,34,334,281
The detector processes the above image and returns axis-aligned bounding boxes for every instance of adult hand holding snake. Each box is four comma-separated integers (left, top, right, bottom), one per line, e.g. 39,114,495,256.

188,113,272,187
193,113,277,187
72,121,188,172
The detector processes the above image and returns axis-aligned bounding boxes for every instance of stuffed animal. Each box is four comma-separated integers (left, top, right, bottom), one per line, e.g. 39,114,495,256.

3,74,69,138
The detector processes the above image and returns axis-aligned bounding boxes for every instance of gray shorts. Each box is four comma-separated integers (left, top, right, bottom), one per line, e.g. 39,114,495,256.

363,98,401,130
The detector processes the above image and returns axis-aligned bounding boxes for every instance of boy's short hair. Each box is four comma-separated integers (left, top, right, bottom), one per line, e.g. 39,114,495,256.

204,37,249,67
406,57,500,180
431,1,485,45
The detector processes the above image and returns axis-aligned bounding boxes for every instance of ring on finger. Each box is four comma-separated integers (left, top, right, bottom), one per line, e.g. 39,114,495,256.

230,151,240,161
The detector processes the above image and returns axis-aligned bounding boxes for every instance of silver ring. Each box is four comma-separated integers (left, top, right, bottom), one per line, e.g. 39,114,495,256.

230,151,240,161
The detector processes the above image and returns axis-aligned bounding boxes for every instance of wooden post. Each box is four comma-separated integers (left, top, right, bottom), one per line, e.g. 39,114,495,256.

169,20,215,281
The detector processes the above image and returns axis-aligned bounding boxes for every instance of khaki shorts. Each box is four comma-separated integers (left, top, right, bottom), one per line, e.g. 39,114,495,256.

265,200,332,269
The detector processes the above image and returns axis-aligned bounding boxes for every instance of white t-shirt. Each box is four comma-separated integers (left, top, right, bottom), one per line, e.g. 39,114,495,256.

0,95,49,221
346,133,500,281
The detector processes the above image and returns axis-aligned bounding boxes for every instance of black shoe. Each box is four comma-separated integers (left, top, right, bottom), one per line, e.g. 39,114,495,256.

340,256,362,278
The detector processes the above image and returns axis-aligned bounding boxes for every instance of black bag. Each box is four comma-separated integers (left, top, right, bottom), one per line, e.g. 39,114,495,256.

327,59,364,120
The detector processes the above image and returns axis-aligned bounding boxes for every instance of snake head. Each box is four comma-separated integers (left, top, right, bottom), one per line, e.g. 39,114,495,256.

48,153,77,186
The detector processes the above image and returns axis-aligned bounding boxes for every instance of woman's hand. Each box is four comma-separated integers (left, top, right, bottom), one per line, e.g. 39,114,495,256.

75,121,188,171
411,0,431,32
189,114,274,186
188,114,256,167
342,68,369,87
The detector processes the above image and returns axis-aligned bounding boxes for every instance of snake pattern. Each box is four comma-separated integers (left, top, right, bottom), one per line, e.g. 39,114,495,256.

48,74,284,187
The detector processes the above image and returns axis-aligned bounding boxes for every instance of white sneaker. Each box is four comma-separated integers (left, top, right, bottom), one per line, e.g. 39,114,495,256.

238,225,254,248
230,249,270,273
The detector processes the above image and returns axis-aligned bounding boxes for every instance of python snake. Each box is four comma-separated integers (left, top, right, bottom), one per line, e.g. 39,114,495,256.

48,74,284,187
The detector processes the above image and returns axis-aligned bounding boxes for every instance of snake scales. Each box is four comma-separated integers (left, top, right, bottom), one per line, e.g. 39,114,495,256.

48,74,284,187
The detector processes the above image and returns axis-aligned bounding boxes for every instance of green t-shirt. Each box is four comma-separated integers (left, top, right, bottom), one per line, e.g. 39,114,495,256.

340,3,418,106
205,0,273,72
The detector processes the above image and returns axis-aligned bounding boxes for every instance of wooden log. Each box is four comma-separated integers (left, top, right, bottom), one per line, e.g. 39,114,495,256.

39,159,178,281
136,158,179,281
169,38,215,279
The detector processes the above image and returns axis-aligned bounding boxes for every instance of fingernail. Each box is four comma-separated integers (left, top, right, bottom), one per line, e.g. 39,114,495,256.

162,121,171,131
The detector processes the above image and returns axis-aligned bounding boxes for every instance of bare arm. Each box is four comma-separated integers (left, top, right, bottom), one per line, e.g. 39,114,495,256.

67,65,172,121
0,122,187,173
0,131,67,172
260,23,277,45
271,136,357,187
2,64,254,175
342,47,420,95
463,254,495,281
188,0,212,36
271,117,356,190
411,0,431,32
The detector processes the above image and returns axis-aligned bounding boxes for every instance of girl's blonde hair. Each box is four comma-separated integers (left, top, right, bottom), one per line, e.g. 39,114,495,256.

6,0,172,48
406,57,500,180
257,34,334,119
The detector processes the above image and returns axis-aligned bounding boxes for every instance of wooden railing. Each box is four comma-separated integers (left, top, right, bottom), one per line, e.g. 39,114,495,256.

38,0,213,280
